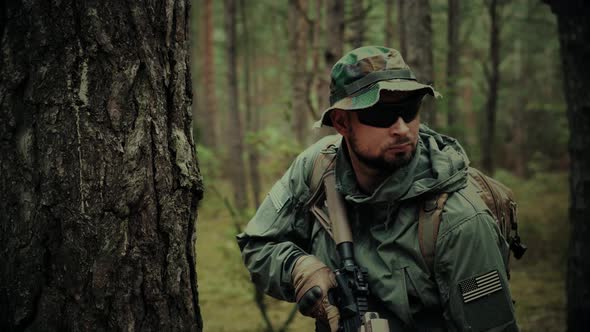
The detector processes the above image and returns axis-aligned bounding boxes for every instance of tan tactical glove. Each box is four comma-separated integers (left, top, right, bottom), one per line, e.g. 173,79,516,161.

292,255,340,332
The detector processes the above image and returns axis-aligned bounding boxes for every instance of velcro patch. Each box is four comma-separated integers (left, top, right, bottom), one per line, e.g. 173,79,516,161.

459,270,502,303
459,270,516,331
268,180,290,212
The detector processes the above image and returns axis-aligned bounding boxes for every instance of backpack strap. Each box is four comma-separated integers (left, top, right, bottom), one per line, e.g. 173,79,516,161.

418,193,449,274
306,136,341,239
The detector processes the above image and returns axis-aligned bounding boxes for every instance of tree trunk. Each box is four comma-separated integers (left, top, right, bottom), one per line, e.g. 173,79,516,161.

482,0,501,174
384,0,395,47
446,0,461,139
397,0,407,60
324,0,345,109
314,0,344,139
240,0,261,209
288,0,310,145
200,0,219,148
543,1,590,330
399,0,437,127
311,0,324,120
350,0,365,49
224,0,249,211
0,1,203,330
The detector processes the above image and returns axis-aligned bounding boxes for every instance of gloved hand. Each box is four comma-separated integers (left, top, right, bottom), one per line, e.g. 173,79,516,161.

292,255,340,332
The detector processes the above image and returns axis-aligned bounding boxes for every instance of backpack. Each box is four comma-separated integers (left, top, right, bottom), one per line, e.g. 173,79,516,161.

306,135,526,275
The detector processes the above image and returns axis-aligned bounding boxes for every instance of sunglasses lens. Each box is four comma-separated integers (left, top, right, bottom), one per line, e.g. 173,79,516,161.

356,98,422,128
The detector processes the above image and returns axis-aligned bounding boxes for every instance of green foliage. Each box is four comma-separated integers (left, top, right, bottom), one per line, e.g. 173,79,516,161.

196,144,224,181
246,125,303,185
496,170,568,331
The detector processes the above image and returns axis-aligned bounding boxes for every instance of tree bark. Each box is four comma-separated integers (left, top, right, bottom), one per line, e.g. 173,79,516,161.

224,0,249,211
0,1,203,330
288,0,310,145
543,1,590,331
482,0,501,174
399,0,437,127
446,0,461,139
200,0,219,148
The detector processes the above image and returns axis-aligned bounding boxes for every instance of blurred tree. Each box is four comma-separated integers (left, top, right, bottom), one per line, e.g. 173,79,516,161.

323,0,345,105
240,0,261,209
542,1,590,330
482,0,503,174
239,2,273,329
224,0,248,211
310,0,325,119
384,0,395,46
397,0,407,54
350,0,366,48
446,0,461,139
400,0,437,127
200,0,219,148
0,0,203,330
289,0,311,145
312,0,344,139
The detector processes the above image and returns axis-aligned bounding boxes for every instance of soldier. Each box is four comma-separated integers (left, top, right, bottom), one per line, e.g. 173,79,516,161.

237,46,519,331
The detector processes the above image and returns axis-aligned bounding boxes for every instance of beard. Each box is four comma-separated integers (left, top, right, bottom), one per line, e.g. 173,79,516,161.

348,132,417,173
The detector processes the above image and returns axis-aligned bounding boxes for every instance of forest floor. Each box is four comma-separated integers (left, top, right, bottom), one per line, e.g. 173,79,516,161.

195,170,568,332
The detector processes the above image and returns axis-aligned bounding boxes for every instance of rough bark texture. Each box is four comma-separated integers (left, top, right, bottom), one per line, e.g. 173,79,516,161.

288,0,310,145
446,0,461,138
224,0,248,211
400,0,437,127
200,0,219,148
543,1,590,331
482,0,501,174
0,1,203,331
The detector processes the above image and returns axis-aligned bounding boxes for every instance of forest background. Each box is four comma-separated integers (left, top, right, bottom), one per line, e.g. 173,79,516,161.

191,0,568,331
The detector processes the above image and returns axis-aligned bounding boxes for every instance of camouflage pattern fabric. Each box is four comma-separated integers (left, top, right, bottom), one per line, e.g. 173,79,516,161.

315,46,441,128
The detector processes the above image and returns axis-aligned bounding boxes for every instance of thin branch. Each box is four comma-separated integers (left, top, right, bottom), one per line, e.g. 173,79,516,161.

277,305,300,332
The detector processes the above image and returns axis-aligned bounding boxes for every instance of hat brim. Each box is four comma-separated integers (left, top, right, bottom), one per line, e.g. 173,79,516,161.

314,80,441,128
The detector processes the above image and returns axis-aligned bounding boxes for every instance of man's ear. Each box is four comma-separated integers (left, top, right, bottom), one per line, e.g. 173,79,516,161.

330,109,350,136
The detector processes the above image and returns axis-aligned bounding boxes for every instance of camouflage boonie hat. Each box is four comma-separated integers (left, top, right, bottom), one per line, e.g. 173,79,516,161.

315,46,441,127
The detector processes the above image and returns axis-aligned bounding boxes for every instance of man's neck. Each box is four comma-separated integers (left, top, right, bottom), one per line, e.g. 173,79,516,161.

345,144,390,194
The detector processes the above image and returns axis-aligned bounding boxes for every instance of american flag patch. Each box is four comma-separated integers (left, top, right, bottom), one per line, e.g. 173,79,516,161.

459,270,503,303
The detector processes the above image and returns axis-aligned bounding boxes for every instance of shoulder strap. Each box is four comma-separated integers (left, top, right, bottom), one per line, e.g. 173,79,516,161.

418,193,449,274
306,136,342,240
306,136,341,206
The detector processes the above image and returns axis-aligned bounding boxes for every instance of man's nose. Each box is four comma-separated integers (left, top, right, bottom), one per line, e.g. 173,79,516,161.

388,117,410,136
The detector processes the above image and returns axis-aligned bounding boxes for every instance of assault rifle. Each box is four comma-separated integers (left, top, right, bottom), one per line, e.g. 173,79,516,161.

324,172,389,332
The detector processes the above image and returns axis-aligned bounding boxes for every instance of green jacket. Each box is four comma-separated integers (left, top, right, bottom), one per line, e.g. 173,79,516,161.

237,126,518,331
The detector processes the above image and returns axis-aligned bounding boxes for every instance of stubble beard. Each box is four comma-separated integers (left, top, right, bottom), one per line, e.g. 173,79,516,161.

348,132,417,174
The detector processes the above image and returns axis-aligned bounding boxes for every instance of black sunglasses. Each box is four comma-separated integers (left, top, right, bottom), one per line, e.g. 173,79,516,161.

355,95,424,128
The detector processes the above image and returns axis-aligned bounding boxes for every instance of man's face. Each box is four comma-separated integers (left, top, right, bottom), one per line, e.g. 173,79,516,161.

333,91,422,173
